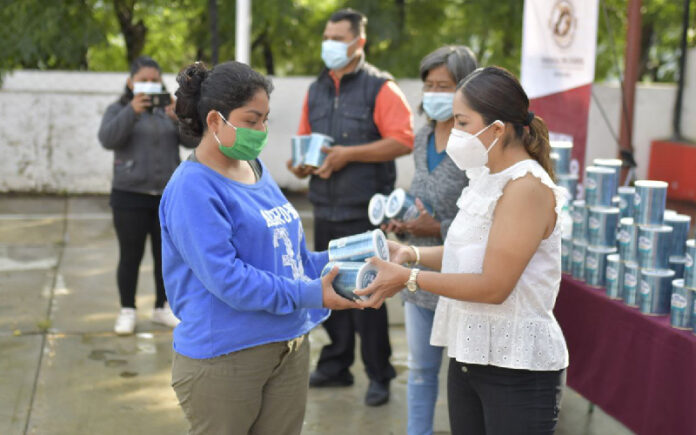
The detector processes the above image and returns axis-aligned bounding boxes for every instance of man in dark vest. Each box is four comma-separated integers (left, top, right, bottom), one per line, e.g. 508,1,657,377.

288,8,414,407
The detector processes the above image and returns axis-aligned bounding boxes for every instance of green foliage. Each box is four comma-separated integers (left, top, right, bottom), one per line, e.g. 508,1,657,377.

0,0,693,83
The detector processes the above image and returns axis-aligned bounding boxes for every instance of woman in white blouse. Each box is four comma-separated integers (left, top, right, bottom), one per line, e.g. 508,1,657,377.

357,66,568,435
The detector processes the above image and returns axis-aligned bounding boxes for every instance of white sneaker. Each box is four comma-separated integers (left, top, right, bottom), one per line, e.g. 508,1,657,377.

152,303,180,328
114,308,137,335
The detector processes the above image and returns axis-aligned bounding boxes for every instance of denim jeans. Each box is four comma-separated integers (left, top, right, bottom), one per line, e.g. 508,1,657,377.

405,301,444,435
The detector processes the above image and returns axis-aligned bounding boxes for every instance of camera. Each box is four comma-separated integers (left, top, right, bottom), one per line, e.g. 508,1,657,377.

149,92,171,108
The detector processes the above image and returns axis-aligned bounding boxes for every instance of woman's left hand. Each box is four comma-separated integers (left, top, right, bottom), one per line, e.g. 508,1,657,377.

354,257,411,309
401,198,441,237
165,94,178,122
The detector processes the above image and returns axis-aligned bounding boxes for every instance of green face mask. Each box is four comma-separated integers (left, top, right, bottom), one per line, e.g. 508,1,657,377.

214,111,268,160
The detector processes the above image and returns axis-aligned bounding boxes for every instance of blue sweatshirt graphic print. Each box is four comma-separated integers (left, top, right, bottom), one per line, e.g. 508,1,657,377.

159,159,329,359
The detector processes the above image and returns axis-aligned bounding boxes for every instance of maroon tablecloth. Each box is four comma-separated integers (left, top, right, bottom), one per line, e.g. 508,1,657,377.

554,275,696,435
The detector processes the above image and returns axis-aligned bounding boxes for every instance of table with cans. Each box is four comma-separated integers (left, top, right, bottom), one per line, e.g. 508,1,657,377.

556,165,696,434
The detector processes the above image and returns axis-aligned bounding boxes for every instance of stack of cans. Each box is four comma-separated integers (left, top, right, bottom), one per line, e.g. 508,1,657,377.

671,240,696,330
324,230,389,301
633,180,675,315
552,140,578,201
581,166,618,288
384,188,433,222
292,133,334,168
665,213,691,279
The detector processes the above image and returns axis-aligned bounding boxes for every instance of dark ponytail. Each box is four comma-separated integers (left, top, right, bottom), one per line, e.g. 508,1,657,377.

174,61,273,139
118,56,163,105
456,66,555,180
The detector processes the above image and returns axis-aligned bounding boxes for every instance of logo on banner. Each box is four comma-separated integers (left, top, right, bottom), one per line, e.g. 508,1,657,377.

549,0,577,49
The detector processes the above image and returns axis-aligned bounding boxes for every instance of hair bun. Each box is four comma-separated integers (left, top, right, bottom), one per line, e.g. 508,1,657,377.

175,62,210,137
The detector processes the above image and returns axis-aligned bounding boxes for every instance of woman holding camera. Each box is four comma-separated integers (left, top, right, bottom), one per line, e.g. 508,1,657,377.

98,56,196,335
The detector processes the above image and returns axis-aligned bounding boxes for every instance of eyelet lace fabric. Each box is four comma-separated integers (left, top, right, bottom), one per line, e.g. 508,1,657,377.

430,160,569,371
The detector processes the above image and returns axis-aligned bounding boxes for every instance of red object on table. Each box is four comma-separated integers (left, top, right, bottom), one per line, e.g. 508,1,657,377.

648,140,696,202
553,275,696,435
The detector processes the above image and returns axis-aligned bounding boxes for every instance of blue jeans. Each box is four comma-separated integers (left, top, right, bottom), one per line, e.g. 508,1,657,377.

405,301,444,435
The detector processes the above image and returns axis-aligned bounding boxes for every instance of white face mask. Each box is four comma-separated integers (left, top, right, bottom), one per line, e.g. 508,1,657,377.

321,38,359,70
133,81,162,94
445,121,503,170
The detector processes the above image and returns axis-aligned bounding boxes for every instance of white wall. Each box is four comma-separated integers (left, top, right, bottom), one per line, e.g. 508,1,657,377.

1,48,694,193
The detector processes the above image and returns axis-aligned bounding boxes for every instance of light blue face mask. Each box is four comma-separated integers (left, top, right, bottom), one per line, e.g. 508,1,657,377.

321,38,358,70
422,92,455,121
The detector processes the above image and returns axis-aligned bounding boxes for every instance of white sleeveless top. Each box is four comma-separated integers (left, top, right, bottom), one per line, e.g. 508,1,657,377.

430,159,569,371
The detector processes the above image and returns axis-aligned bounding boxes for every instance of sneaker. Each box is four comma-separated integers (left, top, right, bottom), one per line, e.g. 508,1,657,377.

152,303,180,328
114,308,136,335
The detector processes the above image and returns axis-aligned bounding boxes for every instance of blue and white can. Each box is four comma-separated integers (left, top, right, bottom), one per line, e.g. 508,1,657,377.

669,255,687,280
290,135,310,167
618,186,636,219
368,193,388,226
571,240,587,281
638,225,673,270
605,255,624,299
670,279,695,330
587,207,620,248
593,158,622,195
664,214,691,257
684,239,696,288
571,200,588,242
385,188,433,222
303,133,334,167
634,180,668,226
623,261,640,307
585,246,616,288
617,218,638,262
584,166,617,207
321,261,378,301
557,174,578,200
562,237,572,274
639,269,675,315
328,229,390,262
551,141,573,175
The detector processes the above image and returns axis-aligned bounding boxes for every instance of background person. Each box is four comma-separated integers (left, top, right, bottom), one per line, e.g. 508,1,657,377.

382,45,476,435
98,56,196,335
287,8,414,407
161,61,357,435
357,66,568,435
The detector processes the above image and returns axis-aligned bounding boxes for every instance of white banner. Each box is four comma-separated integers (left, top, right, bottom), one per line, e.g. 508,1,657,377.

520,0,599,99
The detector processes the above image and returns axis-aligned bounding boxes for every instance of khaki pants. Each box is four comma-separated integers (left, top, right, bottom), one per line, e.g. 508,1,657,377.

172,336,310,435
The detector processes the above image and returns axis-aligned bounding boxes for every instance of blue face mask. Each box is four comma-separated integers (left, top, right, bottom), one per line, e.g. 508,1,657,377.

422,92,455,121
321,38,358,70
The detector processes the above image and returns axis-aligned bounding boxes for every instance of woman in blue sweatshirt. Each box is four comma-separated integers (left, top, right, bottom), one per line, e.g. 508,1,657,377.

159,61,358,435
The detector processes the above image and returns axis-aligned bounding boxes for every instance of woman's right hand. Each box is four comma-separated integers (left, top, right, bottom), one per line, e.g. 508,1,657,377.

130,93,152,114
286,159,314,179
320,266,361,310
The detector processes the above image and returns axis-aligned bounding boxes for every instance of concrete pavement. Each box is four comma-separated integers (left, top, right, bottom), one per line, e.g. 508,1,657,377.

0,194,633,435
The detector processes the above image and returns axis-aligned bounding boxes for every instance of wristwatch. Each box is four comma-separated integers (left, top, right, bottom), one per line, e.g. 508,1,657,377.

405,268,420,293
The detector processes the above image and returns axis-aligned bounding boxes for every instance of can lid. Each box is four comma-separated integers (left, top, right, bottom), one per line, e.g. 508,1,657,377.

356,262,379,290
385,188,406,218
669,255,687,263
588,206,620,214
635,180,668,188
618,186,636,194
638,224,673,233
640,268,676,277
368,194,386,226
607,253,621,261
665,213,691,223
557,173,579,181
372,229,390,262
550,140,573,149
585,166,615,174
594,158,622,168
672,278,685,287
620,217,634,226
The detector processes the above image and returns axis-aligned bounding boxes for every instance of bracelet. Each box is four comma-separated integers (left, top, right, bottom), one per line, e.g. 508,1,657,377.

409,245,420,265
